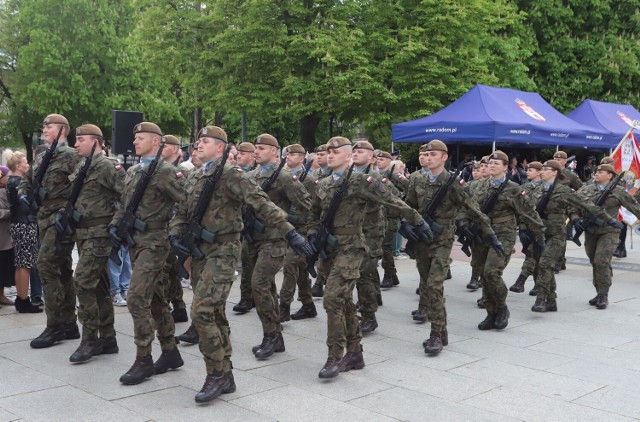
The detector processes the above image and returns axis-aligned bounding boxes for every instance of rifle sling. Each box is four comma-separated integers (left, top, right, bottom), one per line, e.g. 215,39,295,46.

76,216,112,228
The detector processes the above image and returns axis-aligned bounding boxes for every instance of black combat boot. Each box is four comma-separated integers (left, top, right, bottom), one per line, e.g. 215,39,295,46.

415,287,420,295
340,351,365,372
154,348,184,374
70,339,104,363
171,307,189,323
100,336,119,354
478,312,497,330
318,357,341,379
392,273,400,286
553,263,561,274
279,304,291,322
14,296,43,313
412,307,428,323
529,286,538,296
360,315,378,333
64,322,81,340
178,324,199,344
423,331,443,355
291,303,317,320
232,298,254,314
446,269,452,280
376,293,383,306
467,276,481,290
477,297,485,309
380,273,394,288
545,298,558,312
195,371,236,403
254,332,285,358
311,283,324,297
588,294,599,306
509,274,527,293
595,294,609,309
120,355,154,385
494,306,510,329
613,243,627,258
531,297,547,312
30,325,66,349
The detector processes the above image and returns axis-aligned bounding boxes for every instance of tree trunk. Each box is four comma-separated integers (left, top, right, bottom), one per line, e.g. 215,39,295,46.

300,113,321,152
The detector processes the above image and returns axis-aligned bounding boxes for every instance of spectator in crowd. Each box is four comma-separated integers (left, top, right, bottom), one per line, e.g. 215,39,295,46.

582,156,596,182
508,156,526,185
0,165,17,307
108,245,131,307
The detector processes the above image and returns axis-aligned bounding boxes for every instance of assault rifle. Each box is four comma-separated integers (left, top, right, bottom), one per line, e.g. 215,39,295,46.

572,171,625,246
306,164,355,277
241,157,287,243
404,170,458,258
460,178,508,256
54,142,97,255
521,173,560,255
173,144,231,279
288,158,313,225
109,140,166,265
29,127,64,212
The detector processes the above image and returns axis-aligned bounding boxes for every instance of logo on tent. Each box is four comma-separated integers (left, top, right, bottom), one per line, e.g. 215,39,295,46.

515,98,545,121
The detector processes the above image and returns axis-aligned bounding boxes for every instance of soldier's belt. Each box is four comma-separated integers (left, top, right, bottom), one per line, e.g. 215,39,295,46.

143,221,169,230
543,213,565,220
76,216,112,228
214,232,241,243
491,215,515,224
331,227,363,235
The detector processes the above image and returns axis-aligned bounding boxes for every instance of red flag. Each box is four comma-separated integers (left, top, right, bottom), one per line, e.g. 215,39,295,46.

610,129,640,224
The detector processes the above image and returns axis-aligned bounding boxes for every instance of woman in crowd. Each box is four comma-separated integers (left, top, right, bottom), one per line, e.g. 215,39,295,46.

0,165,17,306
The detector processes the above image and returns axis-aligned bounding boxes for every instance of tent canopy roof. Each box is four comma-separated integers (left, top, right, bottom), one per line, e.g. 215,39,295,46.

568,99,640,141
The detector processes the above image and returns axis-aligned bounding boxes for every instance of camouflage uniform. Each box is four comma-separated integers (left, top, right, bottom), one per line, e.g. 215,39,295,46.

517,180,543,280
405,170,493,333
18,141,81,329
558,168,584,268
111,158,185,356
309,170,423,359
163,163,187,315
170,161,292,375
379,170,406,284
311,167,331,291
464,177,487,281
72,153,125,341
245,165,311,336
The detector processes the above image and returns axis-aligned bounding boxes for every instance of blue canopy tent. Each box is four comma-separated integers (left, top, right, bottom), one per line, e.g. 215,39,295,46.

567,99,640,148
391,84,616,149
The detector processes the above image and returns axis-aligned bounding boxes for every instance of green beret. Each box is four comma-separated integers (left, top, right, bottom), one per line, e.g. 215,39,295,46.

43,114,69,126
164,135,180,146
527,161,543,170
553,151,568,159
353,140,374,151
420,140,447,153
198,126,227,143
377,151,392,160
490,150,509,162
542,160,563,172
596,164,617,175
75,124,103,138
287,143,306,154
237,142,256,153
326,136,351,150
600,156,615,165
254,133,279,148
315,144,328,153
133,122,163,136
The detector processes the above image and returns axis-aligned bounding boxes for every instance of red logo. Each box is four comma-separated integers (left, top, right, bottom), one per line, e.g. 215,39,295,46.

515,98,546,121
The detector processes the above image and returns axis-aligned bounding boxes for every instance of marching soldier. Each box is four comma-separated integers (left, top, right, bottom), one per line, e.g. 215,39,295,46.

57,124,125,362
311,144,331,298
110,122,186,385
553,151,583,273
19,114,82,349
377,150,402,289
575,164,640,309
308,137,430,378
464,155,490,292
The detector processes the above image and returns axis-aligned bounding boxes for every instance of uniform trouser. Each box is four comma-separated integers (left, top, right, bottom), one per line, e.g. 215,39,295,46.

191,242,240,374
585,230,618,295
247,239,286,334
314,260,328,287
469,242,484,279
37,223,76,328
520,252,537,278
75,236,115,341
164,253,185,310
416,237,453,332
533,231,564,300
280,247,313,307
323,241,366,358
477,231,515,312
381,218,399,274
239,240,253,302
128,240,176,356
356,257,380,317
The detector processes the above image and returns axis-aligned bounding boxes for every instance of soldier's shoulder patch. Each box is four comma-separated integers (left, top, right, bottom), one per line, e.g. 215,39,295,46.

459,179,465,186
115,164,123,171
373,180,387,193
381,178,388,184
521,191,527,196
292,175,298,181
315,179,319,184
176,172,184,178
236,168,244,173
367,176,373,183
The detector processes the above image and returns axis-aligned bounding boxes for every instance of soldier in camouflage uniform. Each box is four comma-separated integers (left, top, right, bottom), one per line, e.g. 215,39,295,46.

509,161,544,294
553,151,583,273
55,124,125,363
406,141,498,354
308,137,430,378
233,142,257,314
464,156,490,292
461,151,545,330
279,144,318,322
311,144,331,298
110,122,186,385
377,150,402,289
19,114,82,349
169,127,310,402
576,164,640,309
244,134,312,358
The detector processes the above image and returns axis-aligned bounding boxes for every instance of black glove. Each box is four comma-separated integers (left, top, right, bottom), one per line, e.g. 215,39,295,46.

489,234,505,256
108,224,122,248
415,219,434,243
19,194,33,211
534,237,546,254
608,219,624,230
286,230,314,257
572,219,585,232
169,235,190,258
399,220,419,241
307,234,319,255
458,224,475,241
518,229,532,245
54,211,66,235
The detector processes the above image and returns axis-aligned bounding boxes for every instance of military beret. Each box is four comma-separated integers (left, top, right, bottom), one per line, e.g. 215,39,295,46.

326,136,351,150
164,135,180,146
133,122,163,136
490,150,509,162
353,140,374,151
553,151,568,159
542,160,563,172
43,114,69,126
480,155,490,164
315,144,328,153
237,142,256,153
254,133,279,148
197,126,227,143
287,143,306,154
377,151,392,160
527,161,543,170
596,164,617,175
600,156,615,164
75,124,103,138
